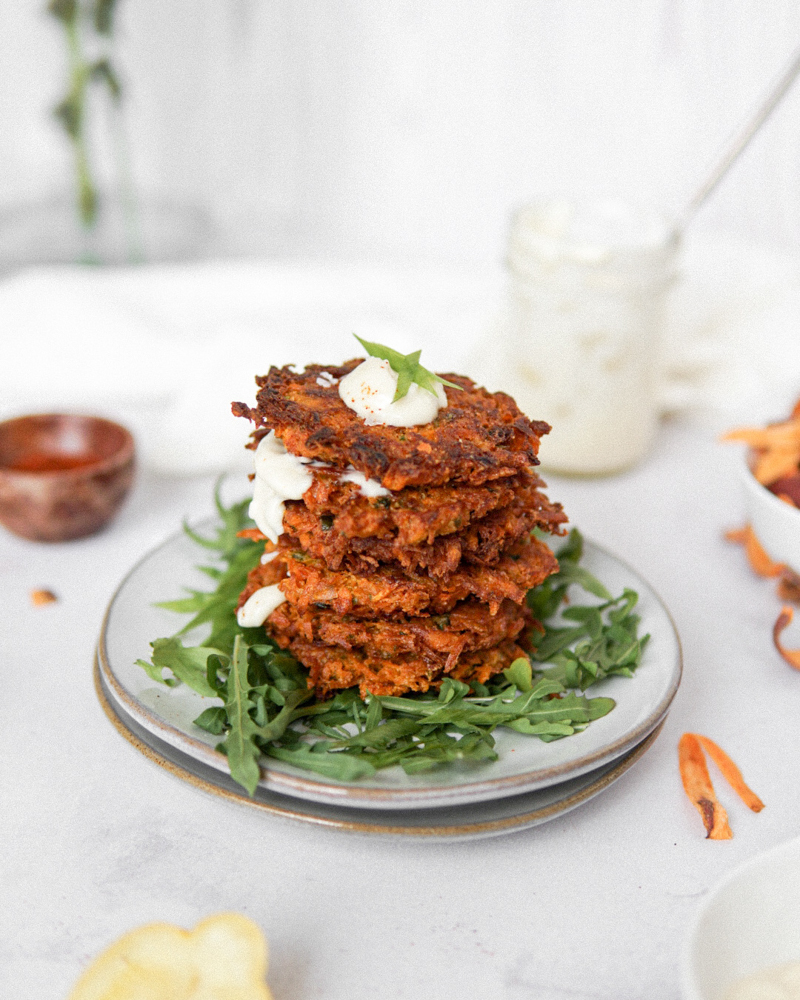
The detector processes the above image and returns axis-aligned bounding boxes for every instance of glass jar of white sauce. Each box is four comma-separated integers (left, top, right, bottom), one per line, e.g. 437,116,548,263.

505,198,680,475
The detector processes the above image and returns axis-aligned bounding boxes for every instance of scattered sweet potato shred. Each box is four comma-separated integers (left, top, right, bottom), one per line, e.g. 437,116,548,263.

30,589,57,606
726,523,800,610
678,733,764,840
724,525,786,578
778,569,800,604
773,605,800,670
721,401,800,496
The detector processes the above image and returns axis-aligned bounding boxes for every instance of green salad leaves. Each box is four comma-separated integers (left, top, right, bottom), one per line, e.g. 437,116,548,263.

136,488,649,796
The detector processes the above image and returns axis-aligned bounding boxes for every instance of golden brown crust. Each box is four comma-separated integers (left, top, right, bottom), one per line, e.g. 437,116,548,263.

277,533,557,617
283,469,566,574
267,597,529,661
232,360,551,490
275,637,530,698
299,466,564,543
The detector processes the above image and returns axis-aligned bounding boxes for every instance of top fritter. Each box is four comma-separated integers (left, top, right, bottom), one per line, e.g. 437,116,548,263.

231,359,551,491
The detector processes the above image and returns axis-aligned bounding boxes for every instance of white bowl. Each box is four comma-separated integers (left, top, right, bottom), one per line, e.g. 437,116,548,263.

741,458,800,574
682,836,800,1000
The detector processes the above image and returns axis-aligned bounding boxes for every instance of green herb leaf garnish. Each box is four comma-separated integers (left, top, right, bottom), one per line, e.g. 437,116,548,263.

354,335,462,403
135,490,649,796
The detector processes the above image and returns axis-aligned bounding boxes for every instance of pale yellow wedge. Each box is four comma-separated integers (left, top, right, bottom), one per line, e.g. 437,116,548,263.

68,913,273,1000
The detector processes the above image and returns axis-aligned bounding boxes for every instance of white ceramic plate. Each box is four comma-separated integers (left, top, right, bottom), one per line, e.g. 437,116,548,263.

95,659,664,841
683,835,800,1000
96,522,681,811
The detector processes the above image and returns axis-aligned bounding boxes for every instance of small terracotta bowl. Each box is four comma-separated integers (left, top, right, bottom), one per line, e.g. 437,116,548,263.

0,414,135,542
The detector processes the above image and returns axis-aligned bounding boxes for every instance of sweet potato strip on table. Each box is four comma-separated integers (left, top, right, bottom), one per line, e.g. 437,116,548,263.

678,733,764,839
693,735,764,813
725,525,786,578
778,570,800,604
773,606,800,670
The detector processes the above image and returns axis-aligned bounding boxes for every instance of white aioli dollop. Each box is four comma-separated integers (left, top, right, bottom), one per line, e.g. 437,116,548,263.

340,468,390,497
248,429,390,541
249,431,314,543
236,584,285,627
338,356,447,427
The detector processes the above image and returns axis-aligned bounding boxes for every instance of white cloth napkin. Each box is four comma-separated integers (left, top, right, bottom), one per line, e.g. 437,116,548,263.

0,262,501,473
0,237,798,475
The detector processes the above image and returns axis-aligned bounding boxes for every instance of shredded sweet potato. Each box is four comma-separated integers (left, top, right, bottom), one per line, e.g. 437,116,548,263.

722,424,800,452
237,527,267,542
778,570,800,605
726,525,800,607
678,733,764,839
725,524,786,578
678,734,732,839
773,606,800,670
30,589,57,606
693,734,764,812
721,403,800,491
754,447,800,486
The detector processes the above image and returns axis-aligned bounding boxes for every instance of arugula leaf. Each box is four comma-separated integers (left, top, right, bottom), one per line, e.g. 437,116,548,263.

194,706,228,735
332,718,421,749
503,656,533,691
137,637,226,698
399,731,498,774
354,335,461,402
157,484,263,655
254,688,314,743
219,635,262,796
266,745,376,781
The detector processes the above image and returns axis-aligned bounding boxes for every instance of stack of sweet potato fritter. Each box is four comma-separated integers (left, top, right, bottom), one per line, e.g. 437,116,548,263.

232,359,567,698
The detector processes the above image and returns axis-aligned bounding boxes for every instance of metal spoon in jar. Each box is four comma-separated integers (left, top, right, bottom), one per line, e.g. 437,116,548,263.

675,45,800,233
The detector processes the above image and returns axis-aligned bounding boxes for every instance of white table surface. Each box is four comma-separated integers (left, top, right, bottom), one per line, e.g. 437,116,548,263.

4,404,800,1000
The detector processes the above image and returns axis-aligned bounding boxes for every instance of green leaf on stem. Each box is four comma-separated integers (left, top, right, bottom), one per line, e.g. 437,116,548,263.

47,0,78,24
354,335,462,402
93,0,118,34
90,59,122,100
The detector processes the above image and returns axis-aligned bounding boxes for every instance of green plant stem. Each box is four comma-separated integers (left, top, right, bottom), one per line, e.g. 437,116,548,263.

64,14,98,228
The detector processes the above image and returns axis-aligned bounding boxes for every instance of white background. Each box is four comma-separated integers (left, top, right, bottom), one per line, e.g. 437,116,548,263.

3,6,800,999
2,1,800,264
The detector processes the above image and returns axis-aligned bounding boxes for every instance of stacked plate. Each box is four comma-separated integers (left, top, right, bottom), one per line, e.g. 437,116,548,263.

95,526,682,841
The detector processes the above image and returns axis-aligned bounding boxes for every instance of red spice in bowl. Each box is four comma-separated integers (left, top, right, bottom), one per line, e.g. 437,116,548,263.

0,414,135,542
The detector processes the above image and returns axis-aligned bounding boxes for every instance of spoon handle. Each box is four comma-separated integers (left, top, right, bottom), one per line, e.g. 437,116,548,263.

680,46,800,229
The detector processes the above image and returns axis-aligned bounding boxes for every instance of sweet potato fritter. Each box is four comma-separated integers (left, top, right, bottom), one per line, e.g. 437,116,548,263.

299,466,565,545
232,360,551,490
285,502,548,576
277,533,557,617
268,597,529,664
282,470,566,575
278,636,530,698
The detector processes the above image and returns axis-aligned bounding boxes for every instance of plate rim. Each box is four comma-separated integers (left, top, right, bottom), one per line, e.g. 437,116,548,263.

96,521,682,809
95,655,665,840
